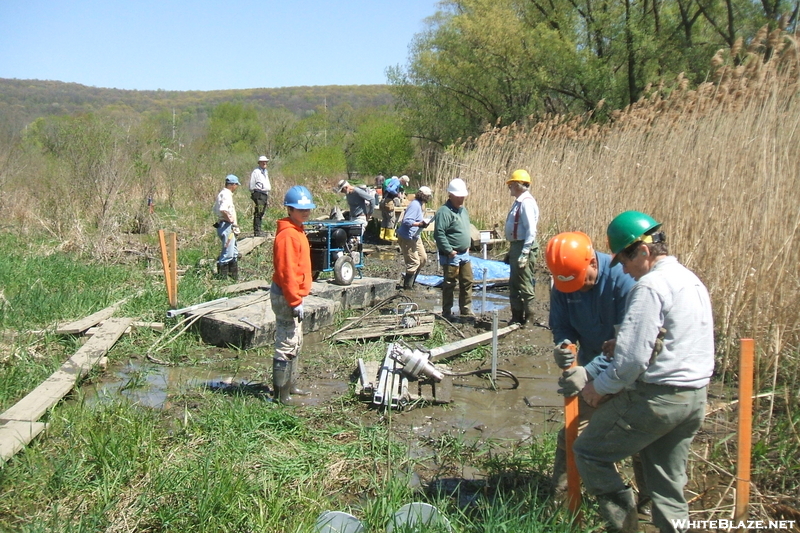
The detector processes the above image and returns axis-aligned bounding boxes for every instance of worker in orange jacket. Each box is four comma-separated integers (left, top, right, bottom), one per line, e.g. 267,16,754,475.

270,185,316,404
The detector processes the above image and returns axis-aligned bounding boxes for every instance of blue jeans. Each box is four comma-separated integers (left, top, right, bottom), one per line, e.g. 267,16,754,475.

216,221,238,264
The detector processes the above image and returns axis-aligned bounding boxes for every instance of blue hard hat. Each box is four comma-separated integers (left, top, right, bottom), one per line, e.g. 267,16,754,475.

225,174,240,185
284,185,316,209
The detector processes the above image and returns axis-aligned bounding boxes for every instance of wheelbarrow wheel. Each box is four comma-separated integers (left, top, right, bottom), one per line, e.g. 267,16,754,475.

333,255,355,286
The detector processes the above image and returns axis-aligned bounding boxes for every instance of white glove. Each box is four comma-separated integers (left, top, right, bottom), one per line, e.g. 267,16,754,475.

553,340,576,369
232,224,241,236
558,366,588,397
517,252,529,269
292,305,304,322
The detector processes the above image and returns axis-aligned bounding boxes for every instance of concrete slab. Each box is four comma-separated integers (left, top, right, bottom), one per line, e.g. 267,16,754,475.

193,277,396,349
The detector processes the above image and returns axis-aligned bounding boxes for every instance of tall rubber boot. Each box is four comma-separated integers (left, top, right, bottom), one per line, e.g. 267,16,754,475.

596,488,639,533
509,308,526,327
272,359,292,404
228,259,239,281
387,228,398,242
402,273,415,290
524,299,536,326
289,358,309,396
379,228,387,242
253,216,265,237
216,262,229,280
550,446,568,495
411,268,421,289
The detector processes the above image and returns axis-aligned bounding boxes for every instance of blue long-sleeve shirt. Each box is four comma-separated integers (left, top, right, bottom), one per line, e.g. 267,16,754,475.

384,177,403,198
397,198,425,240
549,252,635,366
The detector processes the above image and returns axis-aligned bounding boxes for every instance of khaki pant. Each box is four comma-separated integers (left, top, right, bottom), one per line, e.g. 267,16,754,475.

398,236,427,276
270,288,303,362
508,240,536,314
442,261,473,316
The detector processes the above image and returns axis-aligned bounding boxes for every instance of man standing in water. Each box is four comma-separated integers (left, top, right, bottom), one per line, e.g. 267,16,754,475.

270,185,316,404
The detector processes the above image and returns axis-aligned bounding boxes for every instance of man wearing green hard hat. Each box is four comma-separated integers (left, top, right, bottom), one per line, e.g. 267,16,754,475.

560,210,714,533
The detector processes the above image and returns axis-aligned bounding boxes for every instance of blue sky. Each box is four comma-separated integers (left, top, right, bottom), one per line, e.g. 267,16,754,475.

0,0,439,91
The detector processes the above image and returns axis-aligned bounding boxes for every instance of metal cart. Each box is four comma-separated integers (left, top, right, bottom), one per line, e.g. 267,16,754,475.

303,221,364,285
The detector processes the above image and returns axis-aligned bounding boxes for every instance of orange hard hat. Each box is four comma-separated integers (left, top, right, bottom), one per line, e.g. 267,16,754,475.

545,231,595,293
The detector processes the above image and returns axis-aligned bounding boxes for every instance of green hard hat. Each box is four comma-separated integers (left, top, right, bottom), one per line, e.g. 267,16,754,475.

607,210,662,254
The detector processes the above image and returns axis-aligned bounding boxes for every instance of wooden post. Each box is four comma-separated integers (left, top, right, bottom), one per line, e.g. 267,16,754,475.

158,230,178,309
734,338,754,523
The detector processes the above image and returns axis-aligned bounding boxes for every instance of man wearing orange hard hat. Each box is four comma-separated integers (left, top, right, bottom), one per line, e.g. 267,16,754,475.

544,231,648,510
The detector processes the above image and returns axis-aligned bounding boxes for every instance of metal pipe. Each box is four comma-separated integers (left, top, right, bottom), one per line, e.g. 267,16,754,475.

491,310,498,385
166,297,229,318
481,268,488,314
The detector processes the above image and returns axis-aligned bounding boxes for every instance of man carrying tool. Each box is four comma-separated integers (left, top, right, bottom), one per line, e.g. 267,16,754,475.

433,178,473,320
270,185,316,404
565,211,714,533
504,169,540,327
380,175,409,242
545,232,645,506
249,155,271,237
334,179,375,235
397,186,433,290
212,174,241,280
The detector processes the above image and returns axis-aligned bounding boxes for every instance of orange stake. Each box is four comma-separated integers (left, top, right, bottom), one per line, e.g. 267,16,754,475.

734,338,754,523
563,343,582,515
158,230,177,309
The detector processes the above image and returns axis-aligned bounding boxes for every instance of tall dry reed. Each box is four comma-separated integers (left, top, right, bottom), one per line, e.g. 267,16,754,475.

432,29,800,386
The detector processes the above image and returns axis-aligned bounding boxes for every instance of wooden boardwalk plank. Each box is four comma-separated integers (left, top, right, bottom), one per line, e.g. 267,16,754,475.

429,324,520,362
55,293,140,335
1,318,133,423
0,421,47,463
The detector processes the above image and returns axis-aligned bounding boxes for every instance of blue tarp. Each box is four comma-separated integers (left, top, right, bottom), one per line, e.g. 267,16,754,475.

415,256,510,288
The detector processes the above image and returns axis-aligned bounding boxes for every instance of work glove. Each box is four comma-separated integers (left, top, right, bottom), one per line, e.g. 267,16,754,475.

232,224,241,236
517,251,530,269
557,366,589,397
553,340,576,369
292,305,304,322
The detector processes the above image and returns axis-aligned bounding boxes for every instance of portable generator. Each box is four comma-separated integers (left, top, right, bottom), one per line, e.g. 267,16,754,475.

303,221,364,285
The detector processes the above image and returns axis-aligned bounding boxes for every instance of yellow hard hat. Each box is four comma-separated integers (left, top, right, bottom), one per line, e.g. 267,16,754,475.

507,169,531,185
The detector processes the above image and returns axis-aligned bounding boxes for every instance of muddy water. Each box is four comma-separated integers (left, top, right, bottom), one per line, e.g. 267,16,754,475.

85,244,564,454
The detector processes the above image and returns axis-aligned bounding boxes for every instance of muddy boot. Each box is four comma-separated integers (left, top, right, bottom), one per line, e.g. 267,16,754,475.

596,488,639,533
253,215,265,237
550,446,568,496
402,273,415,290
509,307,526,327
411,268,421,289
228,259,239,281
216,261,229,279
524,299,537,326
272,359,292,404
632,455,651,515
289,358,309,396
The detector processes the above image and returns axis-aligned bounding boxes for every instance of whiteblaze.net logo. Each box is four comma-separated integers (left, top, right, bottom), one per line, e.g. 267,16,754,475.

671,519,797,530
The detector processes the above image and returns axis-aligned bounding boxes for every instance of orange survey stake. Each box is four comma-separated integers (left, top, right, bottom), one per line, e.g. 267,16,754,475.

562,342,582,514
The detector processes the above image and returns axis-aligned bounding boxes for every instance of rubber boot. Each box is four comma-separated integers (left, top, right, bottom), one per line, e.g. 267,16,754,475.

216,262,229,279
411,268,421,289
524,299,536,326
289,358,309,396
509,308,526,327
550,446,568,495
386,228,398,242
596,488,639,533
402,272,415,290
272,359,292,403
253,216,265,237
379,227,387,242
632,455,652,515
228,259,239,281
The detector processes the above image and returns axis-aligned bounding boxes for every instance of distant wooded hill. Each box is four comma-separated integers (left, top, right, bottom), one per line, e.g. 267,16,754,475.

0,78,394,131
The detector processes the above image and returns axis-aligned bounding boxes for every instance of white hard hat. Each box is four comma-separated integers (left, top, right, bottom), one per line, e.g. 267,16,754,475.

446,178,469,197
258,155,269,162
334,179,350,193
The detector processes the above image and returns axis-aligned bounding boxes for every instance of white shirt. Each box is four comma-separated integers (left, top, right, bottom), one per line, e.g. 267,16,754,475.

504,190,539,254
593,256,715,395
249,166,271,192
213,188,237,225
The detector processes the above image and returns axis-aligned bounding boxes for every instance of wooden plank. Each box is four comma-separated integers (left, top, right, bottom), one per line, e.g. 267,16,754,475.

429,324,520,362
0,421,47,463
334,316,435,341
54,293,140,335
1,318,133,423
236,236,267,257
